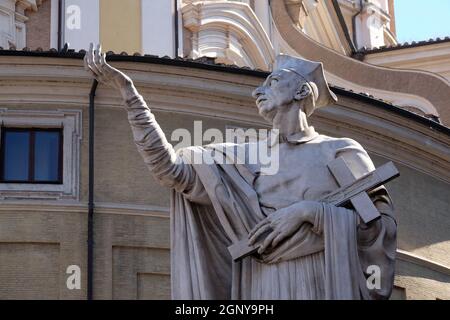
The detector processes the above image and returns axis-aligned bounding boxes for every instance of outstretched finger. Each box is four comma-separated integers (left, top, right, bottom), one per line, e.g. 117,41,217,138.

83,53,90,72
88,43,102,76
98,52,113,75
84,50,99,78
86,43,94,66
94,44,104,75
258,230,279,255
85,43,97,75
99,52,107,68
248,223,271,246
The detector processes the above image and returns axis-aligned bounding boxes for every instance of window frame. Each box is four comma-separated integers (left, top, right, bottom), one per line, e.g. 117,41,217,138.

0,127,64,185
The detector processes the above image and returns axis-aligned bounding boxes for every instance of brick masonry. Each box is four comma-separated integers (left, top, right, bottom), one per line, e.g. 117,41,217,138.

26,0,52,50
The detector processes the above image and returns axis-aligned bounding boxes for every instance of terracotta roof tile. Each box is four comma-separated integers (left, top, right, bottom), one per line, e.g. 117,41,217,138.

359,36,450,54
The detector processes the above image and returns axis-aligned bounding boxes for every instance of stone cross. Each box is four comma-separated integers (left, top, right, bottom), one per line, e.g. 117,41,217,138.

328,157,382,224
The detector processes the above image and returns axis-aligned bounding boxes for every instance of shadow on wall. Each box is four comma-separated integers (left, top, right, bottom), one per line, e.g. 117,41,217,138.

371,155,450,255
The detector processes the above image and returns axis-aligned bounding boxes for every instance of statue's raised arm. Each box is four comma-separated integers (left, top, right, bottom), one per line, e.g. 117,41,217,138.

84,43,194,192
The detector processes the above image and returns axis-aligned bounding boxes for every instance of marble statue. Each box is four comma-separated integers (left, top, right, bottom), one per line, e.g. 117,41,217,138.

85,44,397,300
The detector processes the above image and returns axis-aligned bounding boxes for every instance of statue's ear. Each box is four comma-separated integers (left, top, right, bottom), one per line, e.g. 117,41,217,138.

296,82,317,117
294,83,312,101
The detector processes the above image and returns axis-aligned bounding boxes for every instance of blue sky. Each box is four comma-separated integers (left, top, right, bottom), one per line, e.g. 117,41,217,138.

395,0,450,43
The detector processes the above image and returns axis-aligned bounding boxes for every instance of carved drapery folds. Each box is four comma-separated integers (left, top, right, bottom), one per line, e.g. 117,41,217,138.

182,1,275,70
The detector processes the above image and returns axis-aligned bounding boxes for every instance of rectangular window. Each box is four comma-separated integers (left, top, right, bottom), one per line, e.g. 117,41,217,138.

0,128,63,184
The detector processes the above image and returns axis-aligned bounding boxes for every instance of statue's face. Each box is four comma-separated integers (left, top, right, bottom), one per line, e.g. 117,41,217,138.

252,70,302,120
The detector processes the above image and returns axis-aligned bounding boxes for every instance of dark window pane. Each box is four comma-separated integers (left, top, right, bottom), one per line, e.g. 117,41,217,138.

3,131,30,181
34,131,60,182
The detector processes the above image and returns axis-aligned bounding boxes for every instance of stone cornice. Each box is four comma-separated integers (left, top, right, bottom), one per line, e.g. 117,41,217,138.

0,53,448,184
0,200,170,217
397,250,450,276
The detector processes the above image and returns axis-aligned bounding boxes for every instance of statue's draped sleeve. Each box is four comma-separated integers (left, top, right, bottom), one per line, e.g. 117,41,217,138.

123,93,229,299
124,93,210,204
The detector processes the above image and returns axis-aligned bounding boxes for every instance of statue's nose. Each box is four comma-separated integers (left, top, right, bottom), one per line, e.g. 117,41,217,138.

252,86,264,99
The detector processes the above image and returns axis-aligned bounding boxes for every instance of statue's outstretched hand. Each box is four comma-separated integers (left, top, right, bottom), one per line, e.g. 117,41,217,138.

84,43,134,99
248,201,321,255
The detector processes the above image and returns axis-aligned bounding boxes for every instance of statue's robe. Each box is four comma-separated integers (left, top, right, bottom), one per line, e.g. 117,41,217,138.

171,136,396,300
124,93,397,300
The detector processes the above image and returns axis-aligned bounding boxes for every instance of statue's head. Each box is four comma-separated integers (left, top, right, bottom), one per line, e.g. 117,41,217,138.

252,55,337,121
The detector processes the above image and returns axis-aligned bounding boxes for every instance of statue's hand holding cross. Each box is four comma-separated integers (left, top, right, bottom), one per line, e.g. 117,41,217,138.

248,200,321,255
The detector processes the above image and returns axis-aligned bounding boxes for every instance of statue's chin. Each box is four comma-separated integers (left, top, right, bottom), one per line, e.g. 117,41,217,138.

258,107,277,123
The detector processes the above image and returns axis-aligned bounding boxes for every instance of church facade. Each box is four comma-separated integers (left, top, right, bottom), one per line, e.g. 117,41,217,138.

0,0,449,299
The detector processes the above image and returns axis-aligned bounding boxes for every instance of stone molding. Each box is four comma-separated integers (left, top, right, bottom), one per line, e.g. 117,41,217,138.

1,199,447,275
0,200,170,217
0,55,448,185
182,0,275,69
